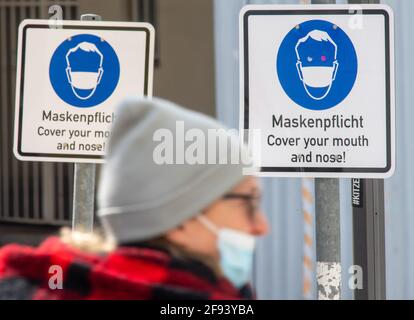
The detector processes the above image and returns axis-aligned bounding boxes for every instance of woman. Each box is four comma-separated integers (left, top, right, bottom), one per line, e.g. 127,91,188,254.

0,98,268,300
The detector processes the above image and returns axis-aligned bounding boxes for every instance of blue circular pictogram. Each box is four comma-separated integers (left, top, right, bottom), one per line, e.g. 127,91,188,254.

49,34,120,108
276,20,358,111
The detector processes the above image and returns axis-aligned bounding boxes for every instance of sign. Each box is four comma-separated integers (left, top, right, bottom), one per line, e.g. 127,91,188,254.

240,5,395,178
352,178,363,208
14,19,154,163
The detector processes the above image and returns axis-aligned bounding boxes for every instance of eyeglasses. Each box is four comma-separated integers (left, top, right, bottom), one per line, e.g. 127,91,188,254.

222,193,262,219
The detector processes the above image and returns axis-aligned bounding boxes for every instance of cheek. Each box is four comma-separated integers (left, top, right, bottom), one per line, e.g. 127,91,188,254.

212,208,252,233
205,198,259,232
190,232,219,259
187,224,218,251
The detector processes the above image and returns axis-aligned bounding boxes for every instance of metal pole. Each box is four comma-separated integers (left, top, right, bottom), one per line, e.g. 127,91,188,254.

315,179,341,300
349,0,387,301
309,0,342,301
351,179,386,299
71,13,102,233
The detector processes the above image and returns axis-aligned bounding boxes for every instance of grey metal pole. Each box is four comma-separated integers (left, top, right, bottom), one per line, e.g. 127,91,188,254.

310,0,342,300
348,0,387,300
71,13,102,233
315,179,341,300
351,179,386,299
72,163,96,233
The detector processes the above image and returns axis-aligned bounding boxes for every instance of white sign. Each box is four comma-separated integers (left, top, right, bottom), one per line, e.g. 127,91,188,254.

14,19,154,163
240,5,395,178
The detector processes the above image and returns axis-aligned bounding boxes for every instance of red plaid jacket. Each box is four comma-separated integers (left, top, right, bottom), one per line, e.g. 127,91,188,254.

0,237,253,300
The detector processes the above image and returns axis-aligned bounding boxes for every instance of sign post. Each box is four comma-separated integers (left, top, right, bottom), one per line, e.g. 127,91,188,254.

311,0,341,301
349,0,387,300
315,177,341,299
71,14,102,234
13,16,155,231
240,3,395,299
351,178,386,299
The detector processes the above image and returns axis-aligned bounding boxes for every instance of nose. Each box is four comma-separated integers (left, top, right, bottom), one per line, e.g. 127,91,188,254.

251,210,269,236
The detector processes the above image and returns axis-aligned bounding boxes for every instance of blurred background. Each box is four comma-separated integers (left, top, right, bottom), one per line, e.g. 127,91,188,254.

0,0,412,300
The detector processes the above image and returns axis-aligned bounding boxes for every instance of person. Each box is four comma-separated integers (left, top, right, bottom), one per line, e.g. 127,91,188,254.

0,97,269,300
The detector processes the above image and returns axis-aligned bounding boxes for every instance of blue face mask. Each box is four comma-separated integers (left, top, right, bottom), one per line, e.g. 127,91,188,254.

198,216,256,289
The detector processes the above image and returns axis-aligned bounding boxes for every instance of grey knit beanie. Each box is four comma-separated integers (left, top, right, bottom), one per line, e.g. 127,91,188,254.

97,97,252,244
